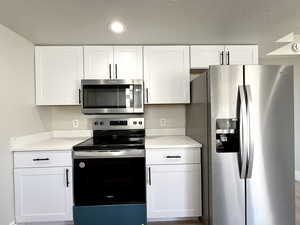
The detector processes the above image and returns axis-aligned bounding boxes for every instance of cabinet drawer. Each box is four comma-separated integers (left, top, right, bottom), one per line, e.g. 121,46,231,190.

14,151,72,168
146,148,201,165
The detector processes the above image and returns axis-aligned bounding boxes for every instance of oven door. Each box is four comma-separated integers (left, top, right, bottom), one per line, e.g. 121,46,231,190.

73,152,146,206
81,79,143,114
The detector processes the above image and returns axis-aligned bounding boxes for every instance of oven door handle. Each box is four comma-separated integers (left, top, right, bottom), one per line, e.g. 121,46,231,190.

73,149,145,159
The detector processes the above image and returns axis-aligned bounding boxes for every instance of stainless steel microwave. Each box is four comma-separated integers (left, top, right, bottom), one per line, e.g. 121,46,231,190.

80,79,144,114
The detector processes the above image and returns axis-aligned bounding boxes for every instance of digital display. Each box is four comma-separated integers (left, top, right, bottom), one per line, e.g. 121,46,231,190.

110,121,128,126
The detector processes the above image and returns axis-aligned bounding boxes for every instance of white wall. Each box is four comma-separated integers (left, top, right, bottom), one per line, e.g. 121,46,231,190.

48,105,186,131
261,57,300,171
0,24,50,225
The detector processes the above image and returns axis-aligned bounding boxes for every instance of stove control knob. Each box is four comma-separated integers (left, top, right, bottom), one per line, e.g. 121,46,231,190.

94,122,98,126
133,121,137,125
139,121,143,125
79,162,85,168
99,121,104,126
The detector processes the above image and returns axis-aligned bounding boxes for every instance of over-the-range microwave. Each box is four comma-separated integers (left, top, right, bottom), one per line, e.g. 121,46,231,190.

80,79,144,114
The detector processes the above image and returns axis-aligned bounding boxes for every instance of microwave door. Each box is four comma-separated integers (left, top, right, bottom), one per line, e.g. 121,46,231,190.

81,84,134,114
80,79,144,114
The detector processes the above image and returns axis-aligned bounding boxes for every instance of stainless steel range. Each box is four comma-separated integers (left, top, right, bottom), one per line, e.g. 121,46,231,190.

72,118,146,225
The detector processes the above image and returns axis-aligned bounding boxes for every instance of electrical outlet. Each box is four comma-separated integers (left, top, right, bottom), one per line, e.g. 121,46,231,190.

160,118,167,128
72,119,79,128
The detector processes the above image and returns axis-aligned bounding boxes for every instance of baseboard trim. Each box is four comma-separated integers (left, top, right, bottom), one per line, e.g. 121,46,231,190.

295,170,300,181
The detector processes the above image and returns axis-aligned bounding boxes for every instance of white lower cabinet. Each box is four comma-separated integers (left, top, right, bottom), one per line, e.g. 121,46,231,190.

147,164,201,219
14,151,73,223
146,148,202,220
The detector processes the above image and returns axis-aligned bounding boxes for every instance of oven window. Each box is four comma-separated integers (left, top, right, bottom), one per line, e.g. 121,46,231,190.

83,85,130,108
74,158,146,206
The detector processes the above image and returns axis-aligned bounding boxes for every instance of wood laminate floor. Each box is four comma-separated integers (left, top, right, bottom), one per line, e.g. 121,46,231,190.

150,182,300,225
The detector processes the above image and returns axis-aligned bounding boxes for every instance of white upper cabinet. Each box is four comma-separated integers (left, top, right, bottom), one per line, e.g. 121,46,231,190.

144,46,190,104
35,46,83,105
113,46,143,79
84,46,143,80
190,45,258,68
84,46,113,79
191,45,225,69
224,45,258,65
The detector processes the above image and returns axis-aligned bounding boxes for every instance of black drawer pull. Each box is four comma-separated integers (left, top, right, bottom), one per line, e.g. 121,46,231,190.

166,156,182,159
33,158,50,161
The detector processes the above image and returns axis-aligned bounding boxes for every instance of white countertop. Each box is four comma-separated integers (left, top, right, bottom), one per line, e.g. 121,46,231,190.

10,131,201,152
145,135,202,149
11,137,87,151
10,130,91,152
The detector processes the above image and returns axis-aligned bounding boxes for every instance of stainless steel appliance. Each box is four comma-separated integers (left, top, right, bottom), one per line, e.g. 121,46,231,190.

72,118,146,225
186,65,295,225
80,79,144,114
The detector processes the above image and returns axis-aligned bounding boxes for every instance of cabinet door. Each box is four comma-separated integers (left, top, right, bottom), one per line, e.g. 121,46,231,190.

84,46,113,79
35,46,83,105
225,45,258,65
191,45,225,68
113,46,143,79
144,46,190,104
14,167,73,223
147,164,201,219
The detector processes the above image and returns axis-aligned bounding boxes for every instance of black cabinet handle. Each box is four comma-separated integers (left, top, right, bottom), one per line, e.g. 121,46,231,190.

146,88,149,103
115,64,118,79
66,169,69,187
78,89,81,104
166,156,182,159
226,51,230,65
109,64,112,79
33,158,49,161
148,167,152,186
220,51,224,65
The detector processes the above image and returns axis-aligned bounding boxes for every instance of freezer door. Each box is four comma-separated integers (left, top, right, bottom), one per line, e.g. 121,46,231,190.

244,65,295,225
209,66,246,225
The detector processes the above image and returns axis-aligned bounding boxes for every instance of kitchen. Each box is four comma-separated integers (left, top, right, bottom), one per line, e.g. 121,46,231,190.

0,1,300,225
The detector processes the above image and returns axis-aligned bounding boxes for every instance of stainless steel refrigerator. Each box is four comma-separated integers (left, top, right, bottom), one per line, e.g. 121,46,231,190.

186,65,295,225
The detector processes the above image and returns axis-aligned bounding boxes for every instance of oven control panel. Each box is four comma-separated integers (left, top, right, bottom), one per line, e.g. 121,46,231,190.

92,118,144,130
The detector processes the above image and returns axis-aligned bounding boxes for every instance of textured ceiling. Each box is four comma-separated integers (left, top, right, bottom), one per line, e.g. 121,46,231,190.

0,0,300,56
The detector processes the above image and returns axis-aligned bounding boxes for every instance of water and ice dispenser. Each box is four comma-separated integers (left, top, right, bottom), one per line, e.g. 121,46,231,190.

216,119,239,153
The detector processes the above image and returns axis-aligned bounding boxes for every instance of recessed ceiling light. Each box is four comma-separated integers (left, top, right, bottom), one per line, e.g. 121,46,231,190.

109,21,125,34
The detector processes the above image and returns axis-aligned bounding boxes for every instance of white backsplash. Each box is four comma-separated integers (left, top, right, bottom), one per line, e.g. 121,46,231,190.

46,105,186,133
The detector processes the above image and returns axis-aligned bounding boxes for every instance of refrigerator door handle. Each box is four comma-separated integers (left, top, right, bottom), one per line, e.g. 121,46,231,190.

238,86,249,179
245,85,254,178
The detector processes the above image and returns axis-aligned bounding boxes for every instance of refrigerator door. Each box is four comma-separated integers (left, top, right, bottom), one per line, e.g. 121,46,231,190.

244,65,295,225
209,66,246,225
